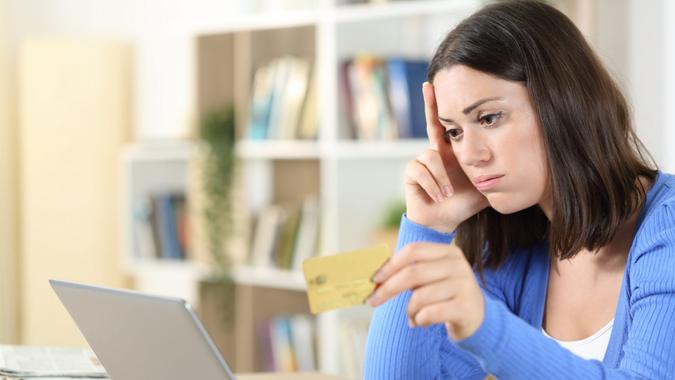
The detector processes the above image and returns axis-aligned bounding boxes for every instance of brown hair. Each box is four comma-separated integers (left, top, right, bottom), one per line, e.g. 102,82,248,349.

427,0,657,276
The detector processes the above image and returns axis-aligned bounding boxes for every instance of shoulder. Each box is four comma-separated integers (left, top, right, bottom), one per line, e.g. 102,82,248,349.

628,172,675,287
632,171,675,252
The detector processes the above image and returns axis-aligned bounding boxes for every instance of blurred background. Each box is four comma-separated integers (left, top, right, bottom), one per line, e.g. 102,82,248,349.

0,0,674,378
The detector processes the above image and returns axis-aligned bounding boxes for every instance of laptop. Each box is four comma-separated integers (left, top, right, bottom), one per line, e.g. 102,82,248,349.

50,279,237,380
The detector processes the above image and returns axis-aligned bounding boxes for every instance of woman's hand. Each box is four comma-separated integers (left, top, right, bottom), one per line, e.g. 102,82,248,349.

405,82,489,232
367,242,484,340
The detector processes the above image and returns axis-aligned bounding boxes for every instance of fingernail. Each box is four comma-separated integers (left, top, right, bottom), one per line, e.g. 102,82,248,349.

443,185,453,197
371,270,383,284
366,293,380,306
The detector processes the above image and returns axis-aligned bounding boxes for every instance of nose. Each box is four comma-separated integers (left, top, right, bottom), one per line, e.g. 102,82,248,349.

456,132,491,166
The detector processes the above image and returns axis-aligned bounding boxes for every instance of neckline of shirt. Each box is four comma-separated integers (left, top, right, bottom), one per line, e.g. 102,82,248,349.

541,318,614,346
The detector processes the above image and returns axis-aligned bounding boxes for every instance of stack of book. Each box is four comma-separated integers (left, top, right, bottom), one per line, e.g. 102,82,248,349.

249,197,320,271
248,55,317,141
340,55,429,140
0,345,108,379
257,314,317,372
132,192,188,260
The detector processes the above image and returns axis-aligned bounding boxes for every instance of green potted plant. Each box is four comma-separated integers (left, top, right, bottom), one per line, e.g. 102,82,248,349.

195,105,238,364
372,199,407,250
199,104,237,278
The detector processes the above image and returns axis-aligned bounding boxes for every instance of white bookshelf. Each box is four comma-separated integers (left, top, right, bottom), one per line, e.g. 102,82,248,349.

120,1,481,377
235,139,430,159
124,259,305,298
236,140,322,159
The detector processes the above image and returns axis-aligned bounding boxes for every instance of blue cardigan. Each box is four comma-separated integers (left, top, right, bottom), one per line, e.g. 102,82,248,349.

364,171,675,379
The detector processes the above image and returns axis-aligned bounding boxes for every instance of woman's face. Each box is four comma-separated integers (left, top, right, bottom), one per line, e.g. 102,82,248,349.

433,65,550,215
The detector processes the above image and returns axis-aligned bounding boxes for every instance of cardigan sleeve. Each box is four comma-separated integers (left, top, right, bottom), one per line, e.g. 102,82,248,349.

455,202,675,379
364,214,504,379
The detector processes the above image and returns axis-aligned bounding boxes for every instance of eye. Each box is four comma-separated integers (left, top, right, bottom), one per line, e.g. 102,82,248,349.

478,111,503,127
443,128,463,143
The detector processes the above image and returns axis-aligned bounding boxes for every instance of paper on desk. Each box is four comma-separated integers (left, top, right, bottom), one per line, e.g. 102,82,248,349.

3,378,104,380
0,345,108,378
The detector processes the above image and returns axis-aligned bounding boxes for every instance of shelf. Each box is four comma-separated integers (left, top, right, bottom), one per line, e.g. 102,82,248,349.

236,140,322,160
121,140,194,162
125,259,305,292
235,139,429,160
124,258,208,281
194,0,479,34
333,0,480,23
195,9,320,34
332,139,429,159
231,265,306,291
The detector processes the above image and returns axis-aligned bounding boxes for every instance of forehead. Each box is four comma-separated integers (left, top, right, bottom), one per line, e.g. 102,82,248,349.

433,65,528,114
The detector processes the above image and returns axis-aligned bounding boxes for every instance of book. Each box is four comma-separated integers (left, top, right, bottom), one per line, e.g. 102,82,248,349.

289,314,316,372
291,197,320,271
345,55,398,140
148,192,187,260
339,59,359,139
270,316,297,372
172,194,189,258
155,193,185,260
276,204,302,270
257,315,318,373
297,65,318,140
348,56,380,140
387,58,429,138
266,57,293,140
132,197,158,259
371,61,397,139
340,56,430,140
248,64,275,140
338,317,370,379
0,345,107,378
257,319,276,372
249,205,283,267
248,56,313,141
277,58,311,140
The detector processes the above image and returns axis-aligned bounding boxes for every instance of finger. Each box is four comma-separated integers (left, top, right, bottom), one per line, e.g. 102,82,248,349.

412,299,465,328
374,243,461,285
404,159,445,203
423,81,447,151
407,278,464,322
371,258,456,306
416,149,454,197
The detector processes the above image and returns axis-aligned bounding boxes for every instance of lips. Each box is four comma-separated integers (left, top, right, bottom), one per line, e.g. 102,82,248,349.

472,174,504,185
472,174,504,191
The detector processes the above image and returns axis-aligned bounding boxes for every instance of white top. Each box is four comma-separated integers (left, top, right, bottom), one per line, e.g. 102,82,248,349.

541,319,614,361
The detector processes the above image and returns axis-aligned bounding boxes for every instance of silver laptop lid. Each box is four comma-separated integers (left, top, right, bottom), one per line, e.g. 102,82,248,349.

50,279,236,380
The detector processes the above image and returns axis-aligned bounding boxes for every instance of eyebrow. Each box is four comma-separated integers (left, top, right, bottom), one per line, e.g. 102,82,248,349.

438,97,505,124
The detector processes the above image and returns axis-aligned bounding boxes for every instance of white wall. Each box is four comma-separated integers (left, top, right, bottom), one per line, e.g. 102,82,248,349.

7,0,263,140
592,0,629,90
665,0,675,172
0,0,19,344
627,0,667,169
592,0,672,171
18,39,132,345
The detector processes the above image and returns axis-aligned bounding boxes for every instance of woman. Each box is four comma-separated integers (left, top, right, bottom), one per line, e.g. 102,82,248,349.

363,1,675,379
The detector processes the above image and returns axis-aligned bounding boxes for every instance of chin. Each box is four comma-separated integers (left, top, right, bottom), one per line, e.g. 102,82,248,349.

486,193,531,214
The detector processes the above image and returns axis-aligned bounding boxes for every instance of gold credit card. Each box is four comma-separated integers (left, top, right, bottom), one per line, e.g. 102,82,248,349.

302,244,391,314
